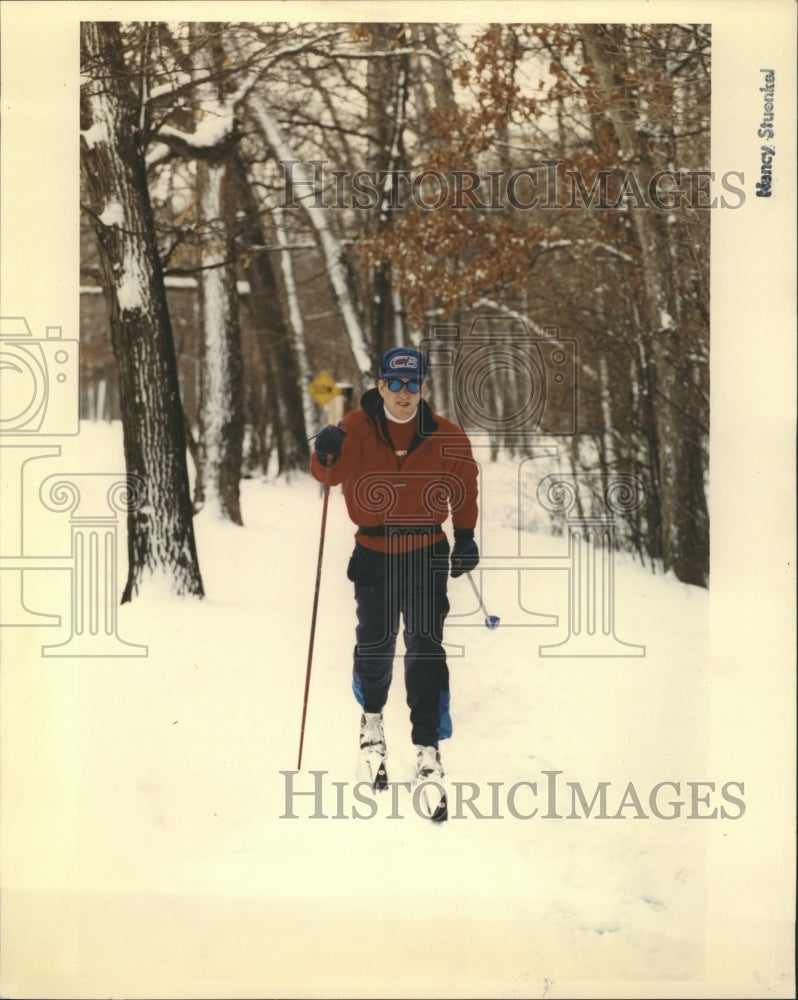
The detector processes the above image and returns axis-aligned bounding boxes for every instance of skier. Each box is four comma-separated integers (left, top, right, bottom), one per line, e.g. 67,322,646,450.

311,347,479,820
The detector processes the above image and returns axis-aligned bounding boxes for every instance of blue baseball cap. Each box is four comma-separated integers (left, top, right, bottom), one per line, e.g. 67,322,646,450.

378,347,427,380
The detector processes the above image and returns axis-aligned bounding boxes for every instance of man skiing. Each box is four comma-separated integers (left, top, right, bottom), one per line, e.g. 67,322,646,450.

311,347,479,821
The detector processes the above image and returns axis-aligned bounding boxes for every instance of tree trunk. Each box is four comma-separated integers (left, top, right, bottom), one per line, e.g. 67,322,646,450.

365,24,410,355
187,24,246,523
232,154,310,474
273,205,317,438
193,153,245,523
80,21,203,601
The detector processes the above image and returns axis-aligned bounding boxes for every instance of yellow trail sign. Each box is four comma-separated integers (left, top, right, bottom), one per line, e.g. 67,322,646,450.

307,371,341,408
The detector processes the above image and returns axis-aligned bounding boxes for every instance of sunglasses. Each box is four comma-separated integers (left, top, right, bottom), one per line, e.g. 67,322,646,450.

383,377,422,393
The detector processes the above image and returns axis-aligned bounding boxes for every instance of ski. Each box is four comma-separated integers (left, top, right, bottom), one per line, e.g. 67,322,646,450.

416,778,448,822
414,745,448,822
359,749,388,791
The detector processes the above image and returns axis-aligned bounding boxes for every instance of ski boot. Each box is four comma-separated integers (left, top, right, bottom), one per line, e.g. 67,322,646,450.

414,744,447,822
359,712,388,791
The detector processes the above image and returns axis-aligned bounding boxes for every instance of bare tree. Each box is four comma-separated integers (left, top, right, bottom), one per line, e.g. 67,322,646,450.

578,23,709,586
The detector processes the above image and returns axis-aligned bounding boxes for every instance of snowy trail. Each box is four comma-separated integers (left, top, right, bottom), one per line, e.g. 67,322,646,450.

4,422,769,998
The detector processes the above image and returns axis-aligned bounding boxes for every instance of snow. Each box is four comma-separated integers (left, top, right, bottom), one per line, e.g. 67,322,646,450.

158,113,234,154
98,200,124,228
2,421,792,999
79,121,107,150
116,244,147,313
659,308,674,330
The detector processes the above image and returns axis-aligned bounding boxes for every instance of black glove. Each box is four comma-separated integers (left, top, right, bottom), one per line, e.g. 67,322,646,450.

451,529,479,578
315,424,345,465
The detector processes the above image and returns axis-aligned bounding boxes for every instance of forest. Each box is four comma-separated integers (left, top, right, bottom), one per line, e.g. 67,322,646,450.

79,21,711,601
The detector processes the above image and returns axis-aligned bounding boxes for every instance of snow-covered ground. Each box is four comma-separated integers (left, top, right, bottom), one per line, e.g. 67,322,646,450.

1,421,793,999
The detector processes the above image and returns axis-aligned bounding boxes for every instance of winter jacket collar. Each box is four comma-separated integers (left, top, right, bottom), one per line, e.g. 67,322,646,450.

360,387,439,443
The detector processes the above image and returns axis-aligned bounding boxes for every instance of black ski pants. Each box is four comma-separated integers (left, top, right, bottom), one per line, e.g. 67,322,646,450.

348,536,452,748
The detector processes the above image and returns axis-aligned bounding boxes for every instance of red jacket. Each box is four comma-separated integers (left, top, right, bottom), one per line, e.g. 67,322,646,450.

311,389,479,552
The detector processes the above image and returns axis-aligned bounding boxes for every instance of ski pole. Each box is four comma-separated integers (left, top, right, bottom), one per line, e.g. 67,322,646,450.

297,458,332,769
466,571,500,630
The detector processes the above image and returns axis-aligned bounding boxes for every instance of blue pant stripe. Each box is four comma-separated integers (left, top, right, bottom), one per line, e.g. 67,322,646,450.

437,690,453,741
352,674,365,708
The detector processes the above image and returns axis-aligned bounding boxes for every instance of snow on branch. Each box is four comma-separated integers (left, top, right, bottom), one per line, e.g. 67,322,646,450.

536,239,636,265
156,115,235,156
244,90,372,380
472,299,548,337
313,46,446,63
151,79,239,159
